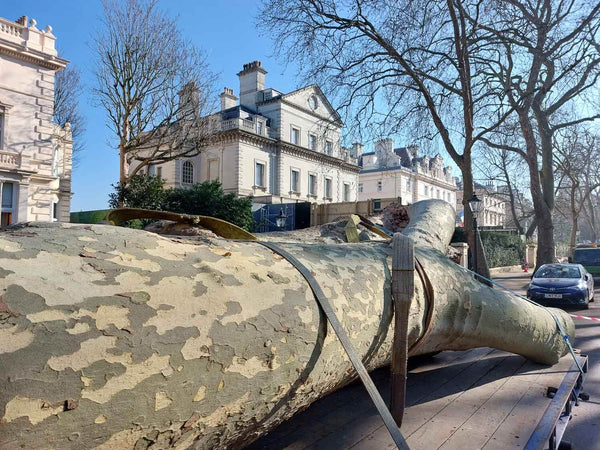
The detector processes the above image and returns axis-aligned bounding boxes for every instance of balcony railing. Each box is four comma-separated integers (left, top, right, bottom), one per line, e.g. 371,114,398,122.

0,18,24,39
0,152,21,168
220,118,270,137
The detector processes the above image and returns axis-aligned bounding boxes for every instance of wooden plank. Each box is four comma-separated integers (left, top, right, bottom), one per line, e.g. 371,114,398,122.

404,353,527,447
482,357,574,450
391,233,414,425
438,359,546,449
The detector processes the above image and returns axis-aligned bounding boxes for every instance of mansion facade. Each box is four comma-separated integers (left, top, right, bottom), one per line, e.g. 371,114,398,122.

0,15,72,224
358,139,458,208
142,61,360,204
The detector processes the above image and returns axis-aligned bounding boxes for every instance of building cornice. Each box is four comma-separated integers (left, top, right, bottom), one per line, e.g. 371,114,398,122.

280,142,360,173
212,128,360,173
0,40,68,70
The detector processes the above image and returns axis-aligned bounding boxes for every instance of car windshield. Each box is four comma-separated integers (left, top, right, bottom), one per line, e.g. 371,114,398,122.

535,266,581,279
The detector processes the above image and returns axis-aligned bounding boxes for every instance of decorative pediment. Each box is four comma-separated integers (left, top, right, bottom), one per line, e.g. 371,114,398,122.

280,85,343,126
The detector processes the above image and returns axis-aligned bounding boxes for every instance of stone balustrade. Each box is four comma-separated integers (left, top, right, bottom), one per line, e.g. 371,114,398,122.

220,117,271,137
0,152,21,168
0,16,57,56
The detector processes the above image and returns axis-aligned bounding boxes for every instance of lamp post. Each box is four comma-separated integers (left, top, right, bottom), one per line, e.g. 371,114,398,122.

469,194,483,275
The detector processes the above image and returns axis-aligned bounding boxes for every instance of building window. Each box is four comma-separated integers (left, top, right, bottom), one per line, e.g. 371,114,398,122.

309,134,317,150
291,127,300,145
157,166,162,178
148,164,156,176
377,180,382,192
358,183,363,193
324,177,332,199
52,202,59,222
424,186,429,196
325,140,333,156
255,161,266,187
291,169,299,193
257,121,263,135
182,161,194,184
343,183,350,202
437,189,440,199
308,174,317,196
406,178,411,192
1,182,14,226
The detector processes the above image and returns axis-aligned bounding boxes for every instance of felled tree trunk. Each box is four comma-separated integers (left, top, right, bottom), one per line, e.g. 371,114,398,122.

0,200,573,449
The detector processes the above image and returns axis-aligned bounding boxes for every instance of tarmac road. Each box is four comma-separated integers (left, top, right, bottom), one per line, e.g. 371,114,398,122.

493,270,600,450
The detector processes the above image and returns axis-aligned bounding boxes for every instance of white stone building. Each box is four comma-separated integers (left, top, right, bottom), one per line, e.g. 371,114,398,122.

0,15,72,224
141,61,360,204
357,139,458,207
456,182,507,228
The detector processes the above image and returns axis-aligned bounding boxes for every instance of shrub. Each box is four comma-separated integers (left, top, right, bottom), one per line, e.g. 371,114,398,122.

108,174,166,210
451,228,525,268
481,231,525,268
162,181,254,231
108,176,254,231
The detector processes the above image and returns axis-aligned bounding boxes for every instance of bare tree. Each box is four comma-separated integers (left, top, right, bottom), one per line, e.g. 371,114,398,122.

464,0,600,267
259,0,512,276
54,65,85,166
93,0,216,189
554,126,600,255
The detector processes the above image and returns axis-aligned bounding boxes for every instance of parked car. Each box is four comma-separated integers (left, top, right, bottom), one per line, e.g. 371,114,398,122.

527,263,594,309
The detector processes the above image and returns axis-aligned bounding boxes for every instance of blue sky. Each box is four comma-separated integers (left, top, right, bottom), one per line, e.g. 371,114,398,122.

3,0,301,211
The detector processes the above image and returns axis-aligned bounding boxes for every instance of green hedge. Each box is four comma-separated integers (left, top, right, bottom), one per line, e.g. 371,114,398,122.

70,210,110,224
451,228,525,268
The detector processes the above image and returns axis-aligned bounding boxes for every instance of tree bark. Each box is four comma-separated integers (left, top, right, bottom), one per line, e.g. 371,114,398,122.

0,200,574,449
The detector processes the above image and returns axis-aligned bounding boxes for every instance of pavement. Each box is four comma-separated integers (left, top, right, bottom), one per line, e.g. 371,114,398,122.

493,270,600,449
248,269,600,449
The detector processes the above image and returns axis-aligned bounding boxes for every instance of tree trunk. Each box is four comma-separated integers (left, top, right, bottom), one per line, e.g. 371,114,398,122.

517,110,555,270
584,194,598,243
0,200,574,449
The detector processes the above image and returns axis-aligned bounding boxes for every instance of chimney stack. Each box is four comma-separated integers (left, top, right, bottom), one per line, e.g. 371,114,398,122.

220,87,238,111
351,142,364,159
178,82,199,119
237,61,267,110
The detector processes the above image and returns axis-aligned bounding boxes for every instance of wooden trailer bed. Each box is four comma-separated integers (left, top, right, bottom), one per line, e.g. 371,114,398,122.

247,348,587,450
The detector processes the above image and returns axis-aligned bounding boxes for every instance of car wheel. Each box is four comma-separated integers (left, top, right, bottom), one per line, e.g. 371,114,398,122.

583,300,590,310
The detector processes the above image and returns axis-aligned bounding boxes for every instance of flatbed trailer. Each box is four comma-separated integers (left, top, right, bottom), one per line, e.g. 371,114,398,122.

247,348,588,450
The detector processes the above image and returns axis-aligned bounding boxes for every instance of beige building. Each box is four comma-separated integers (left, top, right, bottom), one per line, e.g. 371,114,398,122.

0,15,72,224
358,139,458,207
456,182,507,228
142,61,360,204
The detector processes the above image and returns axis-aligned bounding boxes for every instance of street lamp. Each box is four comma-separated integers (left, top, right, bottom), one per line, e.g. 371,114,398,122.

469,194,483,275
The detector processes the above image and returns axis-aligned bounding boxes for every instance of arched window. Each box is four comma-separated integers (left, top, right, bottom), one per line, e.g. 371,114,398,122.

182,161,194,184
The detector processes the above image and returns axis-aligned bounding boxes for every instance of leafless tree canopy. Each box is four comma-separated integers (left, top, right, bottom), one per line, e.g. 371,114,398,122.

554,126,600,253
463,0,600,266
259,0,516,277
54,65,85,166
260,0,600,267
93,0,217,186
